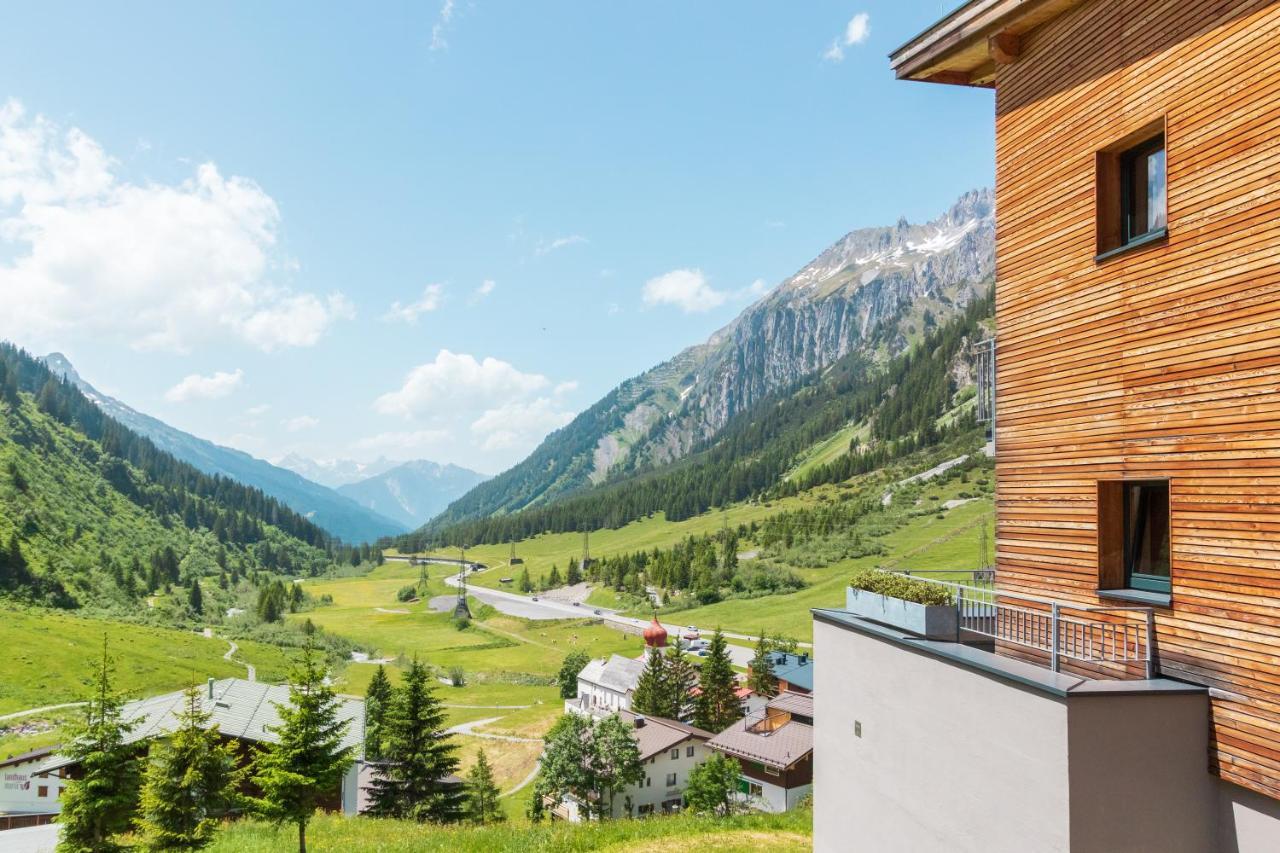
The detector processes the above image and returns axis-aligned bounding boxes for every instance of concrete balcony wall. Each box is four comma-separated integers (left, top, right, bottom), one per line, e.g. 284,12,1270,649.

813,610,1217,853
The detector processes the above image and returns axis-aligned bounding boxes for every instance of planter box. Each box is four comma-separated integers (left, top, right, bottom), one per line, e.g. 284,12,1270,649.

846,587,957,639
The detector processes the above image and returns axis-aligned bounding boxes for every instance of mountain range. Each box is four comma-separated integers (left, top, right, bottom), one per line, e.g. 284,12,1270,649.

335,460,488,530
40,353,408,544
422,188,995,534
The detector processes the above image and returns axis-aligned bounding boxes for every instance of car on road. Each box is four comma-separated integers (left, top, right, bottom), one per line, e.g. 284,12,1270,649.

573,602,580,607
593,609,602,615
531,596,539,601
688,639,710,651
694,649,709,657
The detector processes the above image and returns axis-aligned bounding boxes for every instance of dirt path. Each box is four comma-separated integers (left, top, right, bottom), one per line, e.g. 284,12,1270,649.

446,717,541,743
502,759,542,798
222,638,256,682
0,702,85,723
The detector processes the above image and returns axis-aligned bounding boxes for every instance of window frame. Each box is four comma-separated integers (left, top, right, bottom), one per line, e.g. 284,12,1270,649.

1098,478,1173,603
665,772,678,788
1095,117,1169,262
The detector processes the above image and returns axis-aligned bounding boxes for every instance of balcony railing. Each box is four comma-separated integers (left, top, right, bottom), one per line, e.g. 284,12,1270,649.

896,570,1158,680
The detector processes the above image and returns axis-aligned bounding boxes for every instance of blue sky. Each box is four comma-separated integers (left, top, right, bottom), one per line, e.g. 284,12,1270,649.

0,1,991,475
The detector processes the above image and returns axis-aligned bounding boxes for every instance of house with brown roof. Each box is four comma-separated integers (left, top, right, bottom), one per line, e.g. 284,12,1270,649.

550,711,716,822
707,691,813,813
0,747,65,828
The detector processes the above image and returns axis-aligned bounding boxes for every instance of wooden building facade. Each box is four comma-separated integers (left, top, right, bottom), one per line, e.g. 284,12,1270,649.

894,0,1280,806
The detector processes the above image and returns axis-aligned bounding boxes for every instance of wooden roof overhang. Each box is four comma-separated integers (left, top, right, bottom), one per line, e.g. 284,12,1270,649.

890,0,1090,87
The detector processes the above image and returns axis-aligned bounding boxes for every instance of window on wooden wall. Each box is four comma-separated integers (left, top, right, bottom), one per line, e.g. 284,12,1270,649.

1096,118,1168,260
1098,480,1171,597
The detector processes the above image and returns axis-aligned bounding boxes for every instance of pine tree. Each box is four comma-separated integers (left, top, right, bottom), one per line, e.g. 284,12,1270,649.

136,685,241,850
629,650,666,717
660,643,697,721
364,665,393,760
251,641,352,853
694,630,742,733
58,636,142,853
366,658,462,822
747,635,778,698
517,568,533,593
187,577,204,615
464,749,504,825
547,563,563,588
566,558,582,586
557,650,590,700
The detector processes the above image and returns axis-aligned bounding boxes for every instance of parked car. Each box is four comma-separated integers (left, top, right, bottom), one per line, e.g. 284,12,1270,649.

695,649,710,658
573,601,581,607
593,609,602,615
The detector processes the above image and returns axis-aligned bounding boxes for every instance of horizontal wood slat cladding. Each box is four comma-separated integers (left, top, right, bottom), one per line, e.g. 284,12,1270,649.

991,0,1280,801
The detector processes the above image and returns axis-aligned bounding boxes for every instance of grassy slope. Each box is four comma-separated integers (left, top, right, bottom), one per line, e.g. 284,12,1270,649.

209,807,812,853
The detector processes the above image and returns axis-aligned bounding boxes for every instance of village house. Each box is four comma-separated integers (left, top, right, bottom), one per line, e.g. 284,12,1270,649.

0,747,66,829
567,617,669,717
814,2,1280,852
550,711,716,822
708,691,813,813
35,678,367,816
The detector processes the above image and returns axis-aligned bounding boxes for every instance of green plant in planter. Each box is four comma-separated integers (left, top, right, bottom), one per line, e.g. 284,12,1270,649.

848,569,954,607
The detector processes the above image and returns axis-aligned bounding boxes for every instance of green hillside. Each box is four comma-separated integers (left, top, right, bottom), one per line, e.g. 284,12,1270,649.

0,343,373,611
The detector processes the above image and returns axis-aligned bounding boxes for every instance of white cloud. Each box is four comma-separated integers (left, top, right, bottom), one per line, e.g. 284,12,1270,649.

370,350,578,470
475,279,496,297
744,278,769,299
383,283,445,324
430,0,456,51
470,398,575,452
535,234,587,256
283,415,319,432
0,99,351,353
374,350,551,418
246,404,271,417
824,12,870,62
164,369,244,402
642,269,728,314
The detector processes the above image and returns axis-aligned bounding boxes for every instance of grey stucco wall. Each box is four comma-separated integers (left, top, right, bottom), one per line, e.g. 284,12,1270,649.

813,620,1073,853
812,618,1265,852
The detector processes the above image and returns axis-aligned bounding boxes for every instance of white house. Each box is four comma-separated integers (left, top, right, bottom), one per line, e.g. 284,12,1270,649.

0,747,66,826
566,616,671,717
567,654,646,716
551,711,716,821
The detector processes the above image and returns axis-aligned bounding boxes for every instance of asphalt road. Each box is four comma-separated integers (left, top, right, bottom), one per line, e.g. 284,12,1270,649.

440,571,759,665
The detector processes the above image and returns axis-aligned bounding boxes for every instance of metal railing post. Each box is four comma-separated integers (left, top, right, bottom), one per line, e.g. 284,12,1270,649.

1050,602,1061,673
1145,609,1158,679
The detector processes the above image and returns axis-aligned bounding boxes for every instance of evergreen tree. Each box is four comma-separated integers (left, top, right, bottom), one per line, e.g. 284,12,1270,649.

187,578,203,616
363,665,393,761
566,558,582,586
747,635,778,698
660,644,697,721
546,563,563,588
629,650,666,717
365,658,462,822
517,567,533,593
683,752,740,815
58,636,142,853
464,749,504,825
694,630,742,733
557,650,590,700
532,713,594,818
251,641,352,853
136,685,241,850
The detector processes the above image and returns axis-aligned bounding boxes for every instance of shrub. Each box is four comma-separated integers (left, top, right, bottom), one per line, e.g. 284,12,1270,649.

848,569,953,607
396,584,417,602
448,665,466,687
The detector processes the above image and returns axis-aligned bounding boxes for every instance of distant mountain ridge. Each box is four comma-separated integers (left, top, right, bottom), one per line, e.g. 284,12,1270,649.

336,460,488,529
40,354,407,544
276,454,401,489
424,189,995,532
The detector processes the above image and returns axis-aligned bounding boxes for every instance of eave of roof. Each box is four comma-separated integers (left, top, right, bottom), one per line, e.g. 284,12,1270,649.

889,0,1088,87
